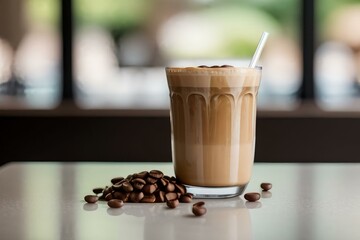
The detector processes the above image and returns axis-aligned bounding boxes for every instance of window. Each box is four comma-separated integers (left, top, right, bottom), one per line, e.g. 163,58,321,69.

73,0,301,110
0,0,61,109
315,0,360,110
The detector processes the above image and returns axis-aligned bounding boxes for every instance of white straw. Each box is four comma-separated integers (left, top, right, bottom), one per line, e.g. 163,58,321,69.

249,32,269,68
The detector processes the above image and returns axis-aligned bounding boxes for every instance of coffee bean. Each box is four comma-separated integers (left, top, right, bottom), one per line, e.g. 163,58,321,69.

142,184,157,194
111,177,124,185
98,194,105,200
210,65,220,68
107,199,124,208
84,195,98,203
220,65,234,68
146,176,158,184
166,182,175,192
192,202,206,216
158,178,168,188
244,192,261,202
149,170,164,179
112,183,123,191
132,178,146,190
166,199,179,209
165,192,178,201
175,183,186,195
260,183,272,191
193,201,205,208
113,191,126,200
187,193,194,198
105,193,113,201
170,177,177,183
141,194,156,203
129,191,144,203
126,174,133,181
198,65,208,68
92,188,104,194
133,171,149,179
155,191,166,202
122,181,133,192
179,194,192,203
102,187,111,197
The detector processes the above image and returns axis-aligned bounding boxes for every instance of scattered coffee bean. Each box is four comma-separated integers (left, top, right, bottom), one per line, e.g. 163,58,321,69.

244,192,261,202
149,170,164,179
210,65,220,68
108,199,124,208
192,202,207,216
198,65,208,68
84,195,98,204
111,177,124,185
92,188,104,194
166,199,179,209
260,183,272,191
220,65,234,68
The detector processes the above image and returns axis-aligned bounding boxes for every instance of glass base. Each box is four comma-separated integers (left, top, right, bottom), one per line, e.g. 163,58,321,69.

185,183,248,199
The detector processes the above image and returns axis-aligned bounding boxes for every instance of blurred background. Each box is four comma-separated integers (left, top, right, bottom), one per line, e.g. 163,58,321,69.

3,0,360,110
1,0,360,161
1,0,301,109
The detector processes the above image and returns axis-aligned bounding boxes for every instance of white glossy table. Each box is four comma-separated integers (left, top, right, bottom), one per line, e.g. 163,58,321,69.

1,162,360,240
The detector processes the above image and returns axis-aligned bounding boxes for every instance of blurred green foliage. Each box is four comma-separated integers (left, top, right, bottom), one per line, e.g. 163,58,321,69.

74,0,151,35
26,0,300,57
26,0,59,26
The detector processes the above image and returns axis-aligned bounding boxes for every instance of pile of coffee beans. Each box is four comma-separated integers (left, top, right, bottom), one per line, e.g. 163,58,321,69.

84,170,272,216
84,170,200,213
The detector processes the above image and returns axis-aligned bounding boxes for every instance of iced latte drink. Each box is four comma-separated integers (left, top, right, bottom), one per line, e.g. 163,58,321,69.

166,66,261,198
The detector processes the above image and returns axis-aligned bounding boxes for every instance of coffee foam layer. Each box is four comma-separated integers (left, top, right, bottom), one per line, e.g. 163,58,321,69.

166,67,261,88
